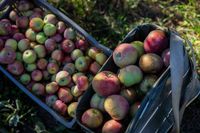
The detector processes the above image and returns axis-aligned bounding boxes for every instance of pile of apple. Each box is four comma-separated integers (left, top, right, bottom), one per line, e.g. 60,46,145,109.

0,0,108,118
81,30,170,133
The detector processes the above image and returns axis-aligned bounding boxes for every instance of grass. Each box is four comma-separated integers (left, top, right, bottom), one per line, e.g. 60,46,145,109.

50,0,200,71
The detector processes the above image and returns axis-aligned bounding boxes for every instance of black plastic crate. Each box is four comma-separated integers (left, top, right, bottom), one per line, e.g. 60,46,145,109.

0,0,112,130
75,24,191,133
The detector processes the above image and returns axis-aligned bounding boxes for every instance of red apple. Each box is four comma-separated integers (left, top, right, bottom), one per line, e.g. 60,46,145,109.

51,49,64,62
92,71,121,97
89,61,101,74
113,43,138,68
31,70,43,81
47,62,59,74
53,100,67,115
77,75,89,91
58,87,73,103
45,38,57,52
0,47,16,64
37,58,48,70
102,120,122,133
75,39,88,51
144,30,168,53
7,61,24,75
61,39,75,53
81,108,103,129
162,48,170,67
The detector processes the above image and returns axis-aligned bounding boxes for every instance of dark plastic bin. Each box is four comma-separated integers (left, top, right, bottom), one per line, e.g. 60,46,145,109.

76,24,192,133
0,0,112,129
76,24,191,133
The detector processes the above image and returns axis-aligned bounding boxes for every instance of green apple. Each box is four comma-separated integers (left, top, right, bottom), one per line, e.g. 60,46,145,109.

34,45,46,58
5,39,17,51
23,50,37,64
18,39,30,52
20,73,31,85
36,32,47,44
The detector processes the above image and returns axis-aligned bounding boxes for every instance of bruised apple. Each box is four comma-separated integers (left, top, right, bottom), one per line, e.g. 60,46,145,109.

92,71,121,97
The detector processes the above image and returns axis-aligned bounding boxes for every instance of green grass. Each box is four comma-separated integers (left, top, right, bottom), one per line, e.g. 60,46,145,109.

51,0,200,72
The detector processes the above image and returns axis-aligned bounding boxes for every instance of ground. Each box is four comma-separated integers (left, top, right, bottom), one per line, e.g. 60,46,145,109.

0,0,200,132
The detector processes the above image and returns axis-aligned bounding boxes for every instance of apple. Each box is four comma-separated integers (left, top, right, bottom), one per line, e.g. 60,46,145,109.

75,56,89,72
131,41,145,57
18,39,30,52
29,17,44,32
102,120,122,133
62,56,73,64
113,43,138,68
92,71,121,97
31,70,43,81
104,95,129,120
58,87,73,103
51,49,64,62
45,38,57,52
5,39,17,51
95,53,107,65
61,39,75,53
77,75,89,91
87,47,100,59
37,58,48,70
89,62,101,74
36,32,47,44
16,16,29,29
20,73,31,85
34,45,46,58
43,23,57,36
46,95,58,107
0,19,11,36
53,100,67,116
75,39,88,51
68,102,78,118
44,14,58,25
32,83,45,96
47,62,59,74
72,72,85,83
118,65,143,87
55,71,71,86
23,50,37,64
162,48,170,67
81,108,103,128
13,33,25,41
144,30,168,53
71,85,83,97
71,49,84,61
90,93,105,112
9,10,18,22
63,63,75,75
25,28,36,41
63,28,76,40
7,61,24,75
139,53,163,74
25,63,36,72
56,21,66,34
46,82,59,94
51,33,63,43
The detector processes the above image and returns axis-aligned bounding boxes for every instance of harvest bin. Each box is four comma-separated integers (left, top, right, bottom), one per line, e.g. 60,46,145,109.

76,24,191,132
0,0,112,130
